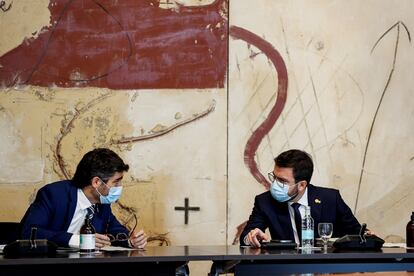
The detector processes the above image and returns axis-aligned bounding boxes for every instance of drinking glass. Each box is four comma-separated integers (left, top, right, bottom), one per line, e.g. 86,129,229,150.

318,223,333,250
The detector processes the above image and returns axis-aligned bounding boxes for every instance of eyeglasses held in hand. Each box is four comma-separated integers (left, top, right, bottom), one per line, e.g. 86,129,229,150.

107,213,138,242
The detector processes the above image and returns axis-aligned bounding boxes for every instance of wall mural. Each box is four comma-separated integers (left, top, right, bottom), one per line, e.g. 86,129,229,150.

354,21,411,212
0,0,229,247
227,1,414,246
0,0,227,89
1,1,414,261
0,0,287,243
228,18,413,244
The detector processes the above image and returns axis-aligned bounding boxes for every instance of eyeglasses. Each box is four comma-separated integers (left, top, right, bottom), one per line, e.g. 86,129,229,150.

106,213,137,242
107,232,129,242
268,172,276,183
268,172,297,188
99,177,123,188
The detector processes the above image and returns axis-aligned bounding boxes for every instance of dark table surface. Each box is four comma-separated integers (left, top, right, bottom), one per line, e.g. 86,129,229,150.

1,245,414,265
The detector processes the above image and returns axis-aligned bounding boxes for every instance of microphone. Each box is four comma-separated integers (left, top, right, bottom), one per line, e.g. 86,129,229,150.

359,223,367,244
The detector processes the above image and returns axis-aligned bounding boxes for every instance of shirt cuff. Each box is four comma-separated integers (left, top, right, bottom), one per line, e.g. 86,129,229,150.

243,234,250,246
68,234,80,248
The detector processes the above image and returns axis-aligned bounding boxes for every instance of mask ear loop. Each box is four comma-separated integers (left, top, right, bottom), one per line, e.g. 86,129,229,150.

95,178,109,197
288,182,300,202
95,184,104,198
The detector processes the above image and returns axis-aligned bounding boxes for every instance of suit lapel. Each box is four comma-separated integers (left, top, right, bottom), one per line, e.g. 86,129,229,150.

64,182,78,230
307,184,322,227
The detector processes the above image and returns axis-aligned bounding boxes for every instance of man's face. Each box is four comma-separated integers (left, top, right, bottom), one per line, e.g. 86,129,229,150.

98,171,124,195
272,166,298,197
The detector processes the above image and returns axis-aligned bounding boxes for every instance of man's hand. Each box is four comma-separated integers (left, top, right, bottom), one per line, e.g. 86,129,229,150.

247,228,269,248
95,233,111,248
129,229,147,249
365,230,377,236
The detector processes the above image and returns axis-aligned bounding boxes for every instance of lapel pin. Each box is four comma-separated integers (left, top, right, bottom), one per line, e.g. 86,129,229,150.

315,199,321,204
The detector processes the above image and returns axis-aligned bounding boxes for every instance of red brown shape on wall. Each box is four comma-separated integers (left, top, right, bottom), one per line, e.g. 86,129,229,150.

230,26,288,189
0,0,228,89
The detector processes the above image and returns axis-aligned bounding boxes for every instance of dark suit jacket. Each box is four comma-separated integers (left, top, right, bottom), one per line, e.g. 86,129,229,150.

20,180,129,247
240,184,361,245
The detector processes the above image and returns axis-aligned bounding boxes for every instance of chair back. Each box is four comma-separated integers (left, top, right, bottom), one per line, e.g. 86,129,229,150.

0,222,21,244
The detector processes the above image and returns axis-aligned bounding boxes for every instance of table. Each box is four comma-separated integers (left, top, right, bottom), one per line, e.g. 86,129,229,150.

1,245,414,276
210,246,414,275
0,246,192,276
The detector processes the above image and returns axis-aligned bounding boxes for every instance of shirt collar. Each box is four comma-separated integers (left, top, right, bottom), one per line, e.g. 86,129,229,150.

297,186,309,206
77,189,93,210
289,186,309,206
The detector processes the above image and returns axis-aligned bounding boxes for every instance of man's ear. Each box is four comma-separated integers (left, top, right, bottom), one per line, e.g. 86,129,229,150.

298,180,307,190
91,176,101,189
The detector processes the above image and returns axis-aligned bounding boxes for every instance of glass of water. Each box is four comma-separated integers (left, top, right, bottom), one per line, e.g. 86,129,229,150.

318,223,333,250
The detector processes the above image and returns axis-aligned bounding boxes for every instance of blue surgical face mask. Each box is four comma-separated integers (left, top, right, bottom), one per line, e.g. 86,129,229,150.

96,179,123,204
270,180,298,202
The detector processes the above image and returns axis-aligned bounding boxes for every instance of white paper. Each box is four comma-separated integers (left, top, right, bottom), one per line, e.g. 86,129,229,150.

100,246,135,251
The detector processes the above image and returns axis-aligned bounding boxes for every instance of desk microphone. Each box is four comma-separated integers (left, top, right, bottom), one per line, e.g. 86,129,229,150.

332,222,384,250
3,227,57,257
359,223,367,244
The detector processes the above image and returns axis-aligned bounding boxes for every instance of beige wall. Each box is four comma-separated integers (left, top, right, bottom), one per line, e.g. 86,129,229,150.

0,0,413,259
229,0,414,243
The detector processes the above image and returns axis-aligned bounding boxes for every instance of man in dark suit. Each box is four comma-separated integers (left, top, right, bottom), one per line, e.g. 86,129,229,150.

20,148,147,249
241,149,361,247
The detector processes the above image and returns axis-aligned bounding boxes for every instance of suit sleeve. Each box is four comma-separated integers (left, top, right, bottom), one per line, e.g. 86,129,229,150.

240,195,269,246
334,190,361,236
20,187,72,247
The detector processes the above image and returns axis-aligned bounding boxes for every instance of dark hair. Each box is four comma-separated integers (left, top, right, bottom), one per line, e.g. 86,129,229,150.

72,148,129,188
274,149,313,184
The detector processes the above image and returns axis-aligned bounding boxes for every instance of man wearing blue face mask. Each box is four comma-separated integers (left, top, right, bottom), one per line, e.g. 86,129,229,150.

20,148,147,249
240,149,362,248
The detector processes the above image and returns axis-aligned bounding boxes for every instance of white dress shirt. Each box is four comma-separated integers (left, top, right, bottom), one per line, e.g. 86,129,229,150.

67,189,94,248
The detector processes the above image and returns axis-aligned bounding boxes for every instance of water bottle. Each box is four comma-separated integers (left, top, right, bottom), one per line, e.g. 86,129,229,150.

407,212,414,248
301,205,314,248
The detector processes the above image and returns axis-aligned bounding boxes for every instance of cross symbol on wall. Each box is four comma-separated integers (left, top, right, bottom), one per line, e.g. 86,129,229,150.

174,197,200,225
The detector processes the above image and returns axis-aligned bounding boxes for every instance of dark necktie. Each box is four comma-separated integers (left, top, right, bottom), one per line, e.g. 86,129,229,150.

292,203,302,242
86,205,96,220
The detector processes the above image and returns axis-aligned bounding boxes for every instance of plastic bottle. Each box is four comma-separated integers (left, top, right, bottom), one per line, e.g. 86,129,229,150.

80,216,96,252
406,212,414,248
301,205,314,248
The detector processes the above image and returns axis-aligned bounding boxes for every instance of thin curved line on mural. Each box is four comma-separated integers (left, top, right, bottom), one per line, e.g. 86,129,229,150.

0,0,12,12
111,100,216,145
54,93,113,179
354,21,411,213
54,98,216,179
229,25,288,189
23,0,133,85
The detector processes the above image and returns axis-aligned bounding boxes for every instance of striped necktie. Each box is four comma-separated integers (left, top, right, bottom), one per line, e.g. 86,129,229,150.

86,205,96,220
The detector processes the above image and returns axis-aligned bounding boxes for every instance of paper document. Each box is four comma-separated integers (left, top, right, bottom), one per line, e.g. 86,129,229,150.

383,243,406,248
100,246,135,251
